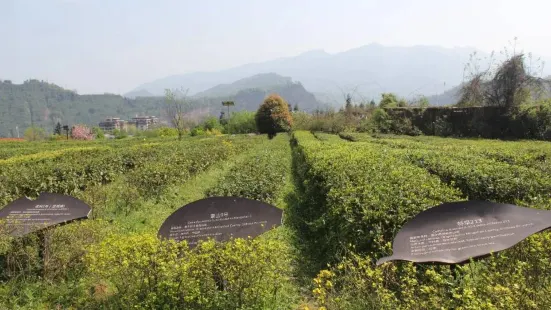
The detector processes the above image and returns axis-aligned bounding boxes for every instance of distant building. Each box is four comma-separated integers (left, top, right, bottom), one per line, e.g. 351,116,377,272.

128,116,159,130
99,117,127,132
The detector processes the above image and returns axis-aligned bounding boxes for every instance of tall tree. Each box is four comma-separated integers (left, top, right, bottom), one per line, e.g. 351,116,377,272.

222,101,235,118
256,94,293,139
54,122,62,135
165,88,190,140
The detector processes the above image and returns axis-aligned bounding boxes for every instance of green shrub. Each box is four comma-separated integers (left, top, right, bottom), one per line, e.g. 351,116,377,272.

112,129,128,139
23,127,46,141
156,126,180,137
288,131,462,272
314,232,551,310
206,134,291,205
225,111,257,134
190,127,205,136
86,233,295,309
91,127,105,139
202,116,225,133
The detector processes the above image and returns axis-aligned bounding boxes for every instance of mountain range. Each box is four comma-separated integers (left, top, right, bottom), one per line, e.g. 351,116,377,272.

127,43,551,104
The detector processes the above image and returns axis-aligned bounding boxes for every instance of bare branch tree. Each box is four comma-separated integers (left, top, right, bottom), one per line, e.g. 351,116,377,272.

164,88,190,140
458,39,551,108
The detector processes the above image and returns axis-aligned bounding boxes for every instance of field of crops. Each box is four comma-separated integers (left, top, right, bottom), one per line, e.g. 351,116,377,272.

1,132,551,309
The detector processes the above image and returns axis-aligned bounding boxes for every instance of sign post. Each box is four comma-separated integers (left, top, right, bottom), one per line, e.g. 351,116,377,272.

158,196,283,248
0,193,92,278
377,201,551,265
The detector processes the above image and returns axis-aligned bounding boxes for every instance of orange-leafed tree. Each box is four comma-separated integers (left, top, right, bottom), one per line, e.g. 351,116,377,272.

255,94,293,138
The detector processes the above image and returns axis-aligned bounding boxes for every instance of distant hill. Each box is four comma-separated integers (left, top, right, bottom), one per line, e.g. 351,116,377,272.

426,86,461,106
0,77,322,137
125,89,155,99
0,79,167,137
194,73,293,98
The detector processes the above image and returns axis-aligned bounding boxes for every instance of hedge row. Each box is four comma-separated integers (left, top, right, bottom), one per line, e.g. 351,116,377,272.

289,131,463,269
344,132,551,173
0,136,262,206
398,147,551,207
205,134,291,205
300,134,551,309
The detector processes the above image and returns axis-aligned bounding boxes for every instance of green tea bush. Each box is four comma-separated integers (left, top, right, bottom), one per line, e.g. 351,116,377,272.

225,111,257,134
313,231,551,310
290,132,551,309
206,134,291,205
289,131,462,271
85,233,295,309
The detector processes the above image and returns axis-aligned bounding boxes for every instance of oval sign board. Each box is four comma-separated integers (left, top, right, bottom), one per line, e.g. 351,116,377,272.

377,201,551,265
158,197,283,248
0,193,92,237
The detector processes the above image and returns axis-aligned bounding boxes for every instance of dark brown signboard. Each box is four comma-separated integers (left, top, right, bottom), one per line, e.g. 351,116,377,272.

377,201,551,265
158,197,283,247
0,193,92,237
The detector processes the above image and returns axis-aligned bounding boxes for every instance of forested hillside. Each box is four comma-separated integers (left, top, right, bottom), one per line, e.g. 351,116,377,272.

0,80,165,137
0,78,322,137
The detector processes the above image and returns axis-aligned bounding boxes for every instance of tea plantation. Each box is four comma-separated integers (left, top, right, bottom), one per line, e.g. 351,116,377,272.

1,132,550,309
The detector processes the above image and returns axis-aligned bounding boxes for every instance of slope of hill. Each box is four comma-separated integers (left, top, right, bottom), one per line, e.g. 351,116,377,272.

125,89,155,99
425,86,461,106
194,73,293,98
0,78,322,137
0,80,166,137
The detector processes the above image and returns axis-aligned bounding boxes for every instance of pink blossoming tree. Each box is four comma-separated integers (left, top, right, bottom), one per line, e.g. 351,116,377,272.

71,124,95,140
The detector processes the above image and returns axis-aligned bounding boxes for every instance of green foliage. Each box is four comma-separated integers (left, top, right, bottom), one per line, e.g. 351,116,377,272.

112,129,128,139
510,99,551,139
225,111,257,134
202,116,225,132
379,93,399,108
190,127,205,136
206,134,291,205
156,126,180,137
256,94,293,137
91,126,104,139
288,131,462,273
313,234,551,310
364,108,391,133
23,127,46,141
291,131,551,309
309,112,351,133
85,232,294,309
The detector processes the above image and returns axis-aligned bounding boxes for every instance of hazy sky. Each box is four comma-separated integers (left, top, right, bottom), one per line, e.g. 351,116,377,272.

2,0,550,94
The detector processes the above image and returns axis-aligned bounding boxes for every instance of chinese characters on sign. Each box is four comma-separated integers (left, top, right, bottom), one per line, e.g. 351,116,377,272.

0,193,92,236
158,197,283,248
377,201,551,265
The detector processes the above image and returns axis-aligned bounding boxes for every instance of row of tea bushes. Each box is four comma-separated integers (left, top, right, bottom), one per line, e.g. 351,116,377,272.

300,133,551,309
124,137,260,198
343,132,551,172
313,234,551,310
205,134,291,205
0,224,296,309
0,136,261,205
83,234,295,309
1,134,298,309
0,136,157,160
289,131,463,270
397,148,551,207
